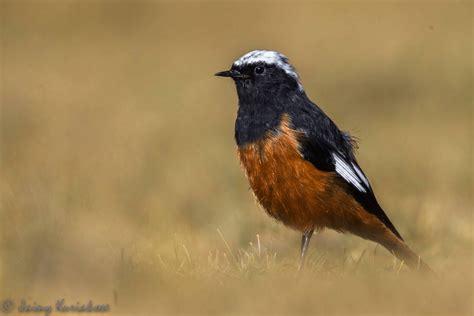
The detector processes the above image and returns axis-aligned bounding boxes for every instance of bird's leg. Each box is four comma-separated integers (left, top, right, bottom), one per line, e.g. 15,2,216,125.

299,228,315,271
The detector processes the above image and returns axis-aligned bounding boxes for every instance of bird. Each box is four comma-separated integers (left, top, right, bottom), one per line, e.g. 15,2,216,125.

215,50,431,272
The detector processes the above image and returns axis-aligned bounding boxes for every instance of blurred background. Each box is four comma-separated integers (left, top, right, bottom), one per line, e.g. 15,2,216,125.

1,1,472,315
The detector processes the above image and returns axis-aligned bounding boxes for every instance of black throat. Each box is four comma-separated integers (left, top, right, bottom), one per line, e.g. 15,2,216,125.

234,83,305,146
235,104,283,147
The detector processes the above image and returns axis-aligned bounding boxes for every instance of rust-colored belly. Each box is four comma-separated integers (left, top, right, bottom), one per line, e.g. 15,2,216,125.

237,116,326,231
237,115,368,232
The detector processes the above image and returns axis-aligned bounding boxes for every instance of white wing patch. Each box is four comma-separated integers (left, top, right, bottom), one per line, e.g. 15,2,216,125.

352,161,370,187
333,152,369,193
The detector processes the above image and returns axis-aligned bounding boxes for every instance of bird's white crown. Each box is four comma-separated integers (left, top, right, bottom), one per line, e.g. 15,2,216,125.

233,50,300,81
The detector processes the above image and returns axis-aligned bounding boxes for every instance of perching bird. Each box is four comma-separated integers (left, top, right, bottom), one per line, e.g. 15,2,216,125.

215,50,431,272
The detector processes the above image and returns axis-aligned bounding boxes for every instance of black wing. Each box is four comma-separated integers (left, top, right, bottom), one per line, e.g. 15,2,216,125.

291,105,403,240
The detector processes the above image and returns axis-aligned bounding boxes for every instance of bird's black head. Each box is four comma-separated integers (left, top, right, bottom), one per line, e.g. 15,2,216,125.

215,50,304,103
216,50,308,146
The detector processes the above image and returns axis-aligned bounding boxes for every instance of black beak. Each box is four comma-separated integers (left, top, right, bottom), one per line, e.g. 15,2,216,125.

215,69,250,79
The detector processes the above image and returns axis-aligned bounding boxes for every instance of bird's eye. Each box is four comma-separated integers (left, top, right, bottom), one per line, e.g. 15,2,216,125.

254,66,265,75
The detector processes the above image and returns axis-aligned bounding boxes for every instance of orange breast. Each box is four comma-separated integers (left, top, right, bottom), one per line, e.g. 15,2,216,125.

237,114,377,233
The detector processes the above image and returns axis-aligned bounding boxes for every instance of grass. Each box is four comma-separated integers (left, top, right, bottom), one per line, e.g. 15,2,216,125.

1,1,473,315
112,231,472,315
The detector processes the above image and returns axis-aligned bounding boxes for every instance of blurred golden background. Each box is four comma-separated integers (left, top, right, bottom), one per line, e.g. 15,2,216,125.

1,1,472,315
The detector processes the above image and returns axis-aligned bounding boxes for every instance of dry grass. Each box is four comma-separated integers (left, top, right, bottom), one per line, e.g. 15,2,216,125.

1,1,473,315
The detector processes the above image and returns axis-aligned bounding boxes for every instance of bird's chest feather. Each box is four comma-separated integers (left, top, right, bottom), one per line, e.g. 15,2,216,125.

237,115,334,230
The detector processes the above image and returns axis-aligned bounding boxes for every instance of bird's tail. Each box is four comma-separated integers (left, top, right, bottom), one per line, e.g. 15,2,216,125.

378,232,433,273
355,222,433,273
